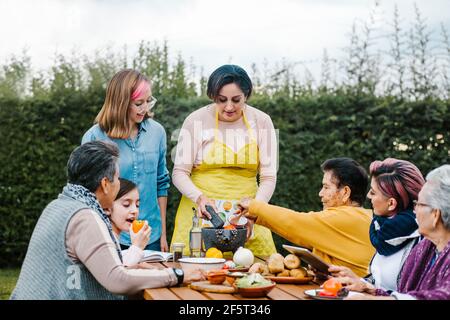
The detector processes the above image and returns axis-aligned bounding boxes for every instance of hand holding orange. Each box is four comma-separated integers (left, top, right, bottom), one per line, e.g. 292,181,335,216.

205,247,223,259
132,220,145,233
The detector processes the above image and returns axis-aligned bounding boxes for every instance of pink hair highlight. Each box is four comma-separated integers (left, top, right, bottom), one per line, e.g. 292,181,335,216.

131,80,150,101
370,158,425,212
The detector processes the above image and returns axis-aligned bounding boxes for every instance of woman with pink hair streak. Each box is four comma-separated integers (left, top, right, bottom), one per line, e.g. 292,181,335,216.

328,158,425,293
82,69,171,253
331,164,450,300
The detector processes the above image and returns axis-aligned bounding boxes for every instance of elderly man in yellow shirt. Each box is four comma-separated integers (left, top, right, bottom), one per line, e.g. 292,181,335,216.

239,157,375,277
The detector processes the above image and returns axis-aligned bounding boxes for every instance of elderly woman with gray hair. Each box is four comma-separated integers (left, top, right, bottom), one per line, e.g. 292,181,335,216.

340,164,450,300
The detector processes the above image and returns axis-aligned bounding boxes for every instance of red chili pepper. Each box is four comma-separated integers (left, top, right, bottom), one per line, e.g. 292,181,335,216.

319,290,336,297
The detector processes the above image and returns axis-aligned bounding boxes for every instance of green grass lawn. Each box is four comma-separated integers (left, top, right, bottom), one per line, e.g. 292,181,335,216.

0,268,20,300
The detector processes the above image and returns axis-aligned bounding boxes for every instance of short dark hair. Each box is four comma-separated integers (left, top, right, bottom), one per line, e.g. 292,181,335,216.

67,141,119,192
207,64,253,100
321,157,369,206
115,178,138,200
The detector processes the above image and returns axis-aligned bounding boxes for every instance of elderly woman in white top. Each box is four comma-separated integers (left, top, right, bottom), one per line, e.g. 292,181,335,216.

332,164,450,300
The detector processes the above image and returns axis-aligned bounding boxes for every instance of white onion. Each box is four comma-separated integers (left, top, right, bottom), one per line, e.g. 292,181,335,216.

224,260,236,269
233,247,254,267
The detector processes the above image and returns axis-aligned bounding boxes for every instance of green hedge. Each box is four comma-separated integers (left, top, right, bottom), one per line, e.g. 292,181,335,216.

1,92,449,267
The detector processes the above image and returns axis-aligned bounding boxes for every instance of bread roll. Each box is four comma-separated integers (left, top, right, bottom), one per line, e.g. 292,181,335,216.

248,262,265,274
290,267,308,278
277,270,290,277
267,253,285,274
284,254,301,269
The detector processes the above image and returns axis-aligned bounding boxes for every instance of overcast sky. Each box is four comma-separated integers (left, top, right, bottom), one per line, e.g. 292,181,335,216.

0,0,449,80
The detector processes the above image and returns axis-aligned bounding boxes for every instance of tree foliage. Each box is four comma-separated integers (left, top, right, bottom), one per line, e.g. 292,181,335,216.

1,7,449,267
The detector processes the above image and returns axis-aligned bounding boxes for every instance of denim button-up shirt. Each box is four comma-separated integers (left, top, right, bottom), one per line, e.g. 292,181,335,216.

81,119,170,245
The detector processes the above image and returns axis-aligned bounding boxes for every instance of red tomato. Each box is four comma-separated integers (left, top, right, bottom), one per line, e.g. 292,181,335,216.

132,220,144,233
322,278,342,296
222,264,230,270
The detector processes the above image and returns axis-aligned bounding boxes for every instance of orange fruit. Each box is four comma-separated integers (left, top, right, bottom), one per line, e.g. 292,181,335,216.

223,201,233,211
132,220,145,233
205,247,223,259
322,278,342,296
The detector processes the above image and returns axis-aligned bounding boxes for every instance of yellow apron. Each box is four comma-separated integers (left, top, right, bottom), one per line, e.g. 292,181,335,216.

171,109,276,257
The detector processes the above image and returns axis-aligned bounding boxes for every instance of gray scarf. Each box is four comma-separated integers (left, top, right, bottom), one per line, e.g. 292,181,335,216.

63,183,123,262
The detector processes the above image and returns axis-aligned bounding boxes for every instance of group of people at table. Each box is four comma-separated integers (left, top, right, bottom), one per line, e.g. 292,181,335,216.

11,65,450,300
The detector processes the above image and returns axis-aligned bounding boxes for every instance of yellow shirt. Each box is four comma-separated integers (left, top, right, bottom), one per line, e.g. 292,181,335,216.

249,200,375,277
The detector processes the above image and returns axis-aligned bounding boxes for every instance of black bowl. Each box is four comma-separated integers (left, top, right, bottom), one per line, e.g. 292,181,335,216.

202,227,247,252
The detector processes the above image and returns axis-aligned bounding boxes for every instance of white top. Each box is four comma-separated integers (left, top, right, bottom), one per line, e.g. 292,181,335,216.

122,245,144,266
370,231,420,291
65,209,178,294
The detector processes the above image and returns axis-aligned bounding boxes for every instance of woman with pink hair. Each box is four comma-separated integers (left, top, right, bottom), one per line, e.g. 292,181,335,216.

329,158,425,293
82,69,171,253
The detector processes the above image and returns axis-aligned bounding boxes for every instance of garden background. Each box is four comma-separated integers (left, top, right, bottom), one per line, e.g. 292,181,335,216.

0,6,449,298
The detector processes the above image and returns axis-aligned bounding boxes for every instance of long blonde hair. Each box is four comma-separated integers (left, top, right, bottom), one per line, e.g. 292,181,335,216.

95,69,152,139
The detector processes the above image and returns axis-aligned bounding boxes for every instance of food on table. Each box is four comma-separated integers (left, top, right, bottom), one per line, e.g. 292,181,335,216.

132,220,144,233
289,267,308,278
233,247,254,267
284,254,301,269
235,273,273,288
223,224,236,230
205,247,223,259
319,278,343,297
267,253,285,274
277,270,290,277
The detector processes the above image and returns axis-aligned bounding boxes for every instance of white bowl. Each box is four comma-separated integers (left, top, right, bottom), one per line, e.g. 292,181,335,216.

228,215,248,227
178,257,226,271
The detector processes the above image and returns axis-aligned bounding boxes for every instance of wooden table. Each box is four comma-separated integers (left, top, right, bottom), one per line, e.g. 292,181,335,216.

143,257,322,301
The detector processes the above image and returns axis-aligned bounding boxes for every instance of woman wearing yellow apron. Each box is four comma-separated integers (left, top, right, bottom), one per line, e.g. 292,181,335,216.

171,65,278,257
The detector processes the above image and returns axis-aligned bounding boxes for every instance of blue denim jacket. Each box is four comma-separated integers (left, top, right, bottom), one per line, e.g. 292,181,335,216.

81,119,170,245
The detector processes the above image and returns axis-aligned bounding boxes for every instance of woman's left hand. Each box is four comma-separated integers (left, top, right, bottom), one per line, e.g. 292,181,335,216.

328,265,376,294
160,235,169,252
345,294,394,300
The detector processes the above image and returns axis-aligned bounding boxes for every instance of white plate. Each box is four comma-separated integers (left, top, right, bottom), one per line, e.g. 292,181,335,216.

178,258,226,271
304,289,361,300
178,258,225,264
